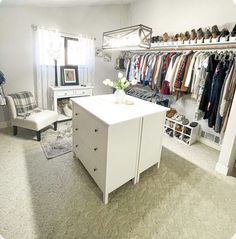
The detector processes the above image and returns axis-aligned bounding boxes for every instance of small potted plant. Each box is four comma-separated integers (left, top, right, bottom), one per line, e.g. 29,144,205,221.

103,72,137,104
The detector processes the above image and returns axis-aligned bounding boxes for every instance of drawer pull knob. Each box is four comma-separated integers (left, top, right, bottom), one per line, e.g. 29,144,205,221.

75,113,78,116
94,168,98,172
94,147,98,151
75,128,78,131
76,145,78,148
94,129,98,133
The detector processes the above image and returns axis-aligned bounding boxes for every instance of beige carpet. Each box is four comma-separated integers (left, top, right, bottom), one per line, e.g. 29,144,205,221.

0,127,236,239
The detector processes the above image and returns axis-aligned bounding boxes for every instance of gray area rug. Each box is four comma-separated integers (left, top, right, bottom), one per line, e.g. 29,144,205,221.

41,121,72,159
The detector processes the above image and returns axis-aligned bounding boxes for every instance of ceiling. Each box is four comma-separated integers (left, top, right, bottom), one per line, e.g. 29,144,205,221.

0,0,136,7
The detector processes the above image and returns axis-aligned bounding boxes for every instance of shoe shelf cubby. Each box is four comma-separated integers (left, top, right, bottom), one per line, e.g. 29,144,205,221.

164,117,200,146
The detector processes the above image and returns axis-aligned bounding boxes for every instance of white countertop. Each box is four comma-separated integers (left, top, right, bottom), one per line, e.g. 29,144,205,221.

72,94,169,125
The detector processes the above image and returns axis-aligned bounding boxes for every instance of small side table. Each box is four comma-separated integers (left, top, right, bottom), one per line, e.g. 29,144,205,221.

49,86,93,121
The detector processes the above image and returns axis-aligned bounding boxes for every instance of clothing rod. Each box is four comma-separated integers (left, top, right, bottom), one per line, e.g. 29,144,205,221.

31,24,96,41
129,49,236,55
125,42,236,53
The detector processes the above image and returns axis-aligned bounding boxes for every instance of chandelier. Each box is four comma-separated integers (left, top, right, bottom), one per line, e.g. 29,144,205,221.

102,24,152,50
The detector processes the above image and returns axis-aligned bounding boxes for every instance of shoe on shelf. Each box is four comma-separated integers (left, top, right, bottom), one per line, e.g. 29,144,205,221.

212,25,221,39
173,34,179,41
166,108,177,118
165,128,174,137
178,33,184,41
175,114,185,122
151,36,160,43
219,28,230,39
182,135,190,144
190,29,197,41
163,32,169,42
204,28,212,39
182,118,189,125
184,31,190,41
197,28,204,40
190,122,199,127
171,113,179,120
68,99,72,110
231,24,236,37
63,104,72,117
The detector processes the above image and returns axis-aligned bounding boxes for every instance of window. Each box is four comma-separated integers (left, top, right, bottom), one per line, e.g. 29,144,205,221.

38,29,94,69
62,37,79,65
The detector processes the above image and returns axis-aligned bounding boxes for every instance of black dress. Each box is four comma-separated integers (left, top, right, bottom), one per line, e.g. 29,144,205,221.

199,54,219,118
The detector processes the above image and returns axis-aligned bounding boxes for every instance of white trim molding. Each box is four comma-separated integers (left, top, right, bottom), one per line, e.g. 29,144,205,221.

230,232,236,239
215,162,229,176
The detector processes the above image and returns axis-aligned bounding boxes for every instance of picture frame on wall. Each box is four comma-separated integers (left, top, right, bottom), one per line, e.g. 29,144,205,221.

60,65,79,86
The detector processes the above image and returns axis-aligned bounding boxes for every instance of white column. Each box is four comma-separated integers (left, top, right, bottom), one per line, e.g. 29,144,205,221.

216,93,236,175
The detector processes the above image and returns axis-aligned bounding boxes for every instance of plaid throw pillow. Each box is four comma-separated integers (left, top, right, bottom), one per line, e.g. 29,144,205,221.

10,91,37,116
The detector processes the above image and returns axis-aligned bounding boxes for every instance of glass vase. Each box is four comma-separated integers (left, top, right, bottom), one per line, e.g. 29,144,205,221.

114,89,126,104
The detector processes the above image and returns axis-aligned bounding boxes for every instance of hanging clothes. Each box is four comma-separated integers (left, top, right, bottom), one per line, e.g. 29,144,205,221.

126,50,236,134
198,54,219,117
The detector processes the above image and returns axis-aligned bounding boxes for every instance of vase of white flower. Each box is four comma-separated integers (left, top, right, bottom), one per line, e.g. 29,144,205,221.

114,89,126,104
103,72,137,104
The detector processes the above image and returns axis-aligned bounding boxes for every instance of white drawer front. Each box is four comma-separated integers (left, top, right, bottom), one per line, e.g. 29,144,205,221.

73,89,92,96
74,141,106,191
55,89,92,98
73,104,107,158
56,90,73,97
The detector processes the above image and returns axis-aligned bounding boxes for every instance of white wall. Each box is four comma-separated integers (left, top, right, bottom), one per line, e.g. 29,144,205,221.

129,0,236,35
0,5,129,122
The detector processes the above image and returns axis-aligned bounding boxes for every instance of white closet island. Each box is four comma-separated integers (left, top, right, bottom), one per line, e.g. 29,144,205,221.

72,94,168,204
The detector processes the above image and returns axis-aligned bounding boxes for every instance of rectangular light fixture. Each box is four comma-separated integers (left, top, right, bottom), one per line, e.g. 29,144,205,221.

102,24,152,50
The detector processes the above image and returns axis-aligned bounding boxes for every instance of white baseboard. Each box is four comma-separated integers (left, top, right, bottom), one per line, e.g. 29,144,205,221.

215,162,229,176
199,137,221,151
0,121,10,129
231,232,236,239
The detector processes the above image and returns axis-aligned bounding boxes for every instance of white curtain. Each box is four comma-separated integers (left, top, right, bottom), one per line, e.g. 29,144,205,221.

33,27,95,109
77,35,95,86
34,28,62,109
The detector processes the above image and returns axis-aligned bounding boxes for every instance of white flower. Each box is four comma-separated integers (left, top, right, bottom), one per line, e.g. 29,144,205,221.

124,82,130,88
103,79,111,86
108,81,114,87
121,77,126,83
118,72,123,79
131,79,138,86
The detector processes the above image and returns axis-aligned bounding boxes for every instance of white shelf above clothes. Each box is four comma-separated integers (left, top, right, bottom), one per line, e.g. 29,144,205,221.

120,40,236,52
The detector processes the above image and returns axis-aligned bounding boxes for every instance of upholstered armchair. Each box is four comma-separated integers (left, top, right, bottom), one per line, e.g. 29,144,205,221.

6,92,58,141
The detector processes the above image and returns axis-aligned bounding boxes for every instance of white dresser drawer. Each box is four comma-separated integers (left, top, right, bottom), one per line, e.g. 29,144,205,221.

78,133,107,161
55,90,73,97
73,105,106,130
74,141,106,191
73,89,92,96
73,105,108,157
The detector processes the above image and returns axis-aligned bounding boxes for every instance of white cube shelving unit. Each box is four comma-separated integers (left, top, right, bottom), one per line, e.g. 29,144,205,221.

164,117,200,146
